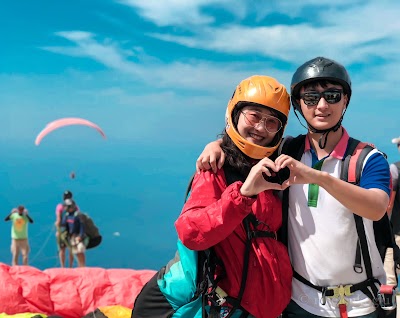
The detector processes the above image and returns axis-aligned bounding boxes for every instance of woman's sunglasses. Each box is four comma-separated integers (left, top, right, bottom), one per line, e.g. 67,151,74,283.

300,89,343,106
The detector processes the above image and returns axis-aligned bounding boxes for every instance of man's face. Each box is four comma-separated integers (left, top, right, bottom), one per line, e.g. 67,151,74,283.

299,83,348,131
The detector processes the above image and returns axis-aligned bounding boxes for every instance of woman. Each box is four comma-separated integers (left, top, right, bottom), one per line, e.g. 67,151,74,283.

132,75,292,318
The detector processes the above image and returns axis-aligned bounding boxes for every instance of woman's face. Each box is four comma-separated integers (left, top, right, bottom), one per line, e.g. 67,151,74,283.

236,105,281,147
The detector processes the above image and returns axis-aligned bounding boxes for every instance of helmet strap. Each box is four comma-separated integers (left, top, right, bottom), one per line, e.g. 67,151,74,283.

294,109,347,149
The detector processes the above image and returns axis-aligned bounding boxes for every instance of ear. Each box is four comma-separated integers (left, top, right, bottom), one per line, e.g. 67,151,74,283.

343,94,349,105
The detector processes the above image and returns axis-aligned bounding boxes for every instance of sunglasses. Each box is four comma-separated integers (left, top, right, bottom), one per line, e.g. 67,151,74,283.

300,89,343,106
241,110,282,133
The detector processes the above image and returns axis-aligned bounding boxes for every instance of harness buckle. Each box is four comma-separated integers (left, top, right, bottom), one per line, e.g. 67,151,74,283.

215,286,228,306
327,284,353,305
320,287,327,305
377,285,397,311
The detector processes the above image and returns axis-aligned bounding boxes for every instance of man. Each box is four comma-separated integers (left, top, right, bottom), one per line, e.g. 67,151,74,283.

384,138,400,286
197,57,391,317
276,57,390,318
61,199,87,267
55,190,75,267
4,205,34,266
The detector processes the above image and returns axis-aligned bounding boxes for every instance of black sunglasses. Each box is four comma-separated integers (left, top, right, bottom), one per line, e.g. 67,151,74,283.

300,89,343,106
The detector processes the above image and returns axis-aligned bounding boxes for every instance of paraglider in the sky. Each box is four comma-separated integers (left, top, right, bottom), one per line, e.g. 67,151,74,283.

70,171,76,179
35,117,106,146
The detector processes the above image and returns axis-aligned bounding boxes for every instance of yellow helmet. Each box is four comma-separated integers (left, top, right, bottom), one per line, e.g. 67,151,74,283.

225,75,290,159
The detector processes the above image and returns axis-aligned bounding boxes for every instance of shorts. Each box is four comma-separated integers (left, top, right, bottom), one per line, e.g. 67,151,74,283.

69,235,89,255
57,230,69,250
11,239,30,256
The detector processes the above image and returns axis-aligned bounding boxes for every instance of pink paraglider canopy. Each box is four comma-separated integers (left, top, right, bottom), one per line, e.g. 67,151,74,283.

35,117,106,145
0,263,156,317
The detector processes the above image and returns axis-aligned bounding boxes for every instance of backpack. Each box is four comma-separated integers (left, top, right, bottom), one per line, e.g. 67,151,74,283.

77,212,102,249
132,165,275,318
279,134,400,317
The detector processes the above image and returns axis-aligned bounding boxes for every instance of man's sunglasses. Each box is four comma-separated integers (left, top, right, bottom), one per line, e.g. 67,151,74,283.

300,89,343,106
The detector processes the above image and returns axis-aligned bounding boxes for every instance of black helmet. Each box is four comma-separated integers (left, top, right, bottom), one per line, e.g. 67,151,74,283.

63,190,73,200
291,57,352,113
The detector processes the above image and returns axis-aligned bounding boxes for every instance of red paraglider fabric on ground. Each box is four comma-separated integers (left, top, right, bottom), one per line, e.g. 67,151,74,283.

0,263,156,317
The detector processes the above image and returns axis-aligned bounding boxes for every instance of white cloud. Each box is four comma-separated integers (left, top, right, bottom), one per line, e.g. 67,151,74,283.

42,31,291,94
117,0,228,27
37,0,400,105
148,1,400,66
57,31,94,41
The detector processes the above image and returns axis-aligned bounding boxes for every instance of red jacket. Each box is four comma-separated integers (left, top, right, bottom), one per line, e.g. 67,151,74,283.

175,169,292,318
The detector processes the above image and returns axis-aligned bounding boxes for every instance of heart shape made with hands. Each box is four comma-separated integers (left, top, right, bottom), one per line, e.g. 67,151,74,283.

262,166,290,185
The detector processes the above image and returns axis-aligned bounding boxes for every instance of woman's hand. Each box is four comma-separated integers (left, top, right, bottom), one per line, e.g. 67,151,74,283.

240,157,284,196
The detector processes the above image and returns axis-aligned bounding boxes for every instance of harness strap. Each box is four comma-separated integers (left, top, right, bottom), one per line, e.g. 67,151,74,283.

294,270,380,318
248,230,276,239
293,271,379,298
200,164,277,318
219,216,253,318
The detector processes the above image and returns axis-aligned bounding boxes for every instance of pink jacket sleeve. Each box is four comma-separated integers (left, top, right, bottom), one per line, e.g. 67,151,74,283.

175,170,255,250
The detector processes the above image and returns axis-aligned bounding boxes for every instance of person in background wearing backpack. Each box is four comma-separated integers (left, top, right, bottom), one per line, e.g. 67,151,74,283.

62,198,88,267
134,75,293,318
4,205,34,265
384,138,400,287
197,57,391,318
55,190,76,268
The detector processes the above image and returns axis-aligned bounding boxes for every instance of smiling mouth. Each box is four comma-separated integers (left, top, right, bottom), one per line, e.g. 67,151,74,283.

249,133,264,141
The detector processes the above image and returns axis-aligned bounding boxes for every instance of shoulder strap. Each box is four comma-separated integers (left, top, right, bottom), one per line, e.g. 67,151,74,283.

184,173,196,203
278,134,306,246
280,134,306,159
340,138,383,300
191,165,248,318
340,137,375,184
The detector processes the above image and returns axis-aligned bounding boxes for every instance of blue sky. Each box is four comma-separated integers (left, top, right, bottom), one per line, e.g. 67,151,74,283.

1,0,400,270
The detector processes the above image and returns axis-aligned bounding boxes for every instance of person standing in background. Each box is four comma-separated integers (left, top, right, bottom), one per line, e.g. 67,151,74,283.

4,205,34,266
384,137,400,287
55,190,75,267
62,199,87,267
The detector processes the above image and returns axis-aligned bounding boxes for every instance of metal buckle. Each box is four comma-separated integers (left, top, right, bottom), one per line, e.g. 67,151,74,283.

326,284,353,305
215,286,228,306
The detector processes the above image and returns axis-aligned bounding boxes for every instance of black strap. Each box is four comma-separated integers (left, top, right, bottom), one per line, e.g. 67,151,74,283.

184,172,196,203
187,163,275,317
278,135,306,246
221,216,253,318
195,164,250,318
340,138,380,300
293,270,380,302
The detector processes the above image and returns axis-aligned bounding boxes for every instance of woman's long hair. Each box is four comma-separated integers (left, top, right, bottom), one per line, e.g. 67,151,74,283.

220,104,286,176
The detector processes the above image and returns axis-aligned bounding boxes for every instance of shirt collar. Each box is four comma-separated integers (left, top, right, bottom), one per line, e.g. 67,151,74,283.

304,128,349,160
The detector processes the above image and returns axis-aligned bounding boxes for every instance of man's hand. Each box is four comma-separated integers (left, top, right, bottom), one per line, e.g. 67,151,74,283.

196,139,224,173
275,154,319,188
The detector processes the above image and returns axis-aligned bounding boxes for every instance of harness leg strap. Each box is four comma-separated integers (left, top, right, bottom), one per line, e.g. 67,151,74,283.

339,304,348,318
